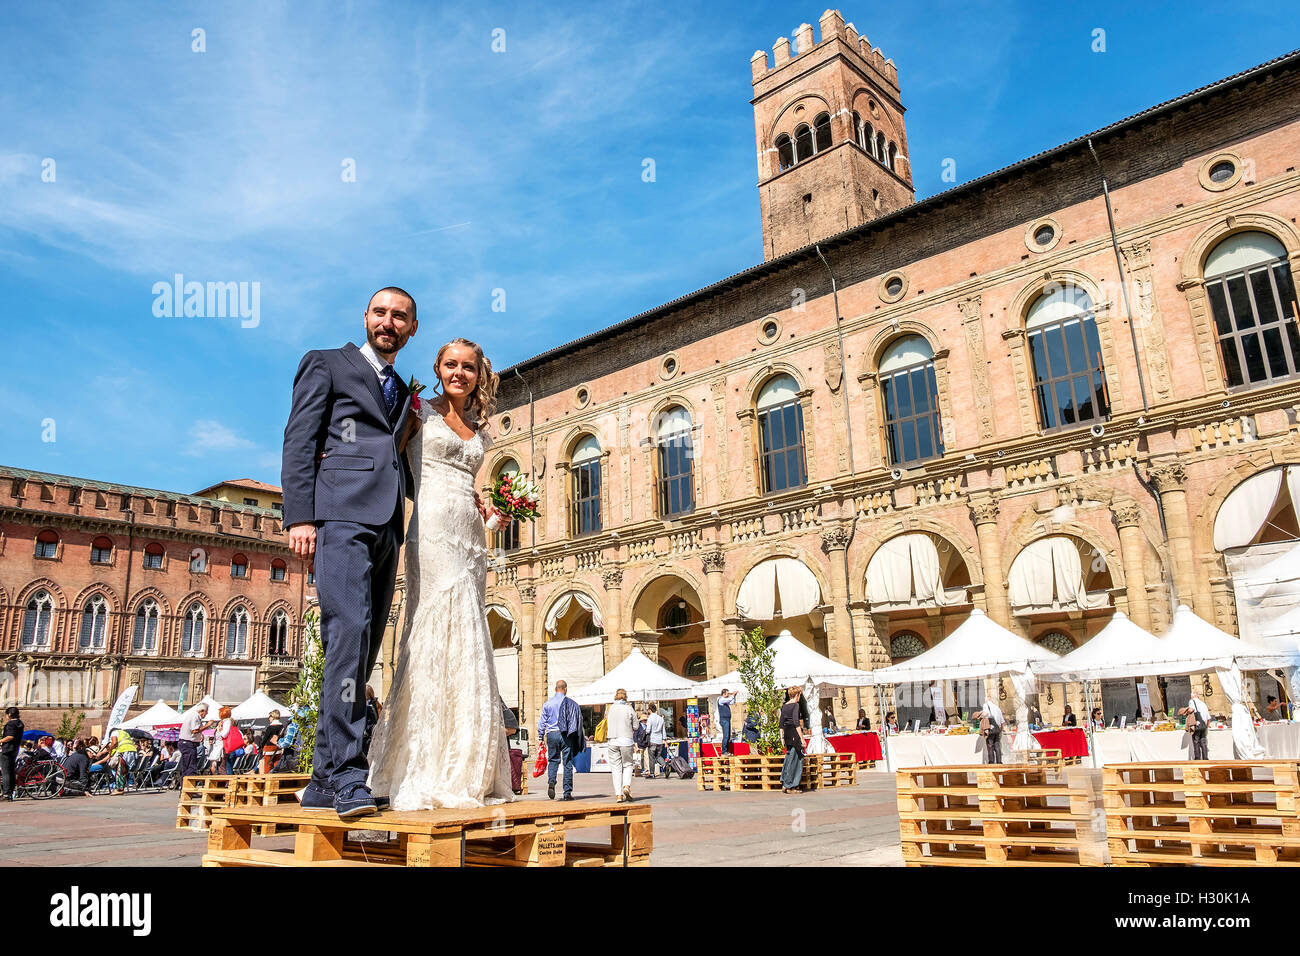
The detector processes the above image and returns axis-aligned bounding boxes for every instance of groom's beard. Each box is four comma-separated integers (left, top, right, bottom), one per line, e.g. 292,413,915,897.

368,328,409,355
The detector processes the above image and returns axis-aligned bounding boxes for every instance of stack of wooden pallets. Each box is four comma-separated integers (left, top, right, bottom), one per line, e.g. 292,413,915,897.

696,754,732,791
698,753,855,791
1105,760,1300,866
810,752,857,788
201,798,652,868
176,774,308,833
897,763,1106,866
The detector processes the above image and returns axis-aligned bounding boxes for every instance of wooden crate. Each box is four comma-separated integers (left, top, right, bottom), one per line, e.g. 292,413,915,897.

810,752,857,788
201,798,652,868
1105,761,1300,866
697,755,732,791
897,764,1106,866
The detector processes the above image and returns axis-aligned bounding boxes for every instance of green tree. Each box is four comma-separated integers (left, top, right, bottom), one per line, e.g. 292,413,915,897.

287,611,323,775
55,709,85,742
729,627,783,756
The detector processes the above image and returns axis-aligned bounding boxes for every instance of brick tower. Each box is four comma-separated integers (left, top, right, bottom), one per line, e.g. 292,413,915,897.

751,10,915,260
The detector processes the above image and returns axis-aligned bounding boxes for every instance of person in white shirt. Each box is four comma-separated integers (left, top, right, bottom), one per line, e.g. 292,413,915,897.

177,703,212,779
645,704,667,779
717,690,736,755
605,689,637,803
980,696,1006,764
1181,691,1211,760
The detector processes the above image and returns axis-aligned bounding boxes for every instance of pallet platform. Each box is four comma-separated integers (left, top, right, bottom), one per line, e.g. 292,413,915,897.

177,774,309,833
1105,761,1300,866
809,752,857,788
697,754,732,791
898,764,1106,866
201,798,652,867
698,752,855,791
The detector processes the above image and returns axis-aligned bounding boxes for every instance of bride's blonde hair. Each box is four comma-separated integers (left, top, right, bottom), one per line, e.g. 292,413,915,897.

432,338,498,425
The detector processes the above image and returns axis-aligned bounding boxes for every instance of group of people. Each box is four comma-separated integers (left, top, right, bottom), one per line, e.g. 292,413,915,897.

175,702,302,778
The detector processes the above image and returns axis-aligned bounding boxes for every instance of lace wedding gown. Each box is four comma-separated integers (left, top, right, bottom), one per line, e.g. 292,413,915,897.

366,403,515,810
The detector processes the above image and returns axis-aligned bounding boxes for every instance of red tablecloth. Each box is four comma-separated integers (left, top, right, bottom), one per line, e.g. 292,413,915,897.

1031,727,1089,759
700,731,882,761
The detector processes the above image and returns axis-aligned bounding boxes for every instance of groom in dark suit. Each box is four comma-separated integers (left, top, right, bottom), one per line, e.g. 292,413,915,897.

281,287,417,818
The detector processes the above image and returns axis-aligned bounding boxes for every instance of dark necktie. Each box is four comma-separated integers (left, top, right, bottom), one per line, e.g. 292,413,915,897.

381,364,398,416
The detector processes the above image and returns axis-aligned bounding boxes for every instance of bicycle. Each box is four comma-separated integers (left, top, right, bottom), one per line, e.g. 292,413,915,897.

14,758,65,800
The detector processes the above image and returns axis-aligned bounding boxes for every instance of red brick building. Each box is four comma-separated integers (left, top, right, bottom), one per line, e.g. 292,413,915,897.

0,466,310,733
473,14,1300,728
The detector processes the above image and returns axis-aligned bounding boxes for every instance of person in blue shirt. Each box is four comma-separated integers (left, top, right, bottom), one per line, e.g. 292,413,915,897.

537,680,585,801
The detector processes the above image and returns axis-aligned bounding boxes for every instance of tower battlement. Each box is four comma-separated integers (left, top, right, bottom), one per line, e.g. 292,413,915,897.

750,9,899,91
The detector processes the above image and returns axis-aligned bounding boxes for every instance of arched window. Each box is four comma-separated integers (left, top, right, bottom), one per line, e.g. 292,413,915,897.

663,601,692,637
182,603,206,656
1026,283,1110,430
757,374,807,493
226,606,250,658
133,599,160,653
493,459,522,553
1038,631,1076,656
90,536,113,565
570,436,602,537
813,112,832,152
79,594,109,650
880,336,944,466
890,631,926,662
1204,231,1299,387
851,111,863,149
230,553,248,579
656,406,695,518
794,124,814,163
22,591,55,647
143,542,164,570
270,558,287,582
35,530,58,559
684,654,708,679
875,131,887,164
775,133,794,171
269,610,289,656
864,120,877,158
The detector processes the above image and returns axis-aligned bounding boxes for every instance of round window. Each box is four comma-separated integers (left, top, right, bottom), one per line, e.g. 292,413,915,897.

1033,224,1056,247
500,414,512,433
885,276,904,297
762,320,778,339
664,358,676,375
1208,159,1236,183
577,388,588,404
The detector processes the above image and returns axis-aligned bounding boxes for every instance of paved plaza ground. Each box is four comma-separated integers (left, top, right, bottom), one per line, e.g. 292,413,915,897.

0,770,904,867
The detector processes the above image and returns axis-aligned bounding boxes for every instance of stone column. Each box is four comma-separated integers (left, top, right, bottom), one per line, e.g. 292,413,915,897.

820,526,853,667
601,567,625,667
518,583,541,729
1147,461,1212,614
968,494,1011,626
1112,501,1152,631
701,548,727,678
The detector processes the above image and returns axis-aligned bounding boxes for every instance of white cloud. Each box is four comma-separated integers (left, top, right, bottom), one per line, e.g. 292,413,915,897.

187,419,258,458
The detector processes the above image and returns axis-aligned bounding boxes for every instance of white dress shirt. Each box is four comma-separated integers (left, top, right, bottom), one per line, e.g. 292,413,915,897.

1190,697,1211,722
359,341,392,381
983,699,1006,727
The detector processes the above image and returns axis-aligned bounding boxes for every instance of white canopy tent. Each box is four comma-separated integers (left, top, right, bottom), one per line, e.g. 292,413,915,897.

1033,611,1169,682
871,608,1059,684
230,691,290,721
695,630,875,701
120,700,183,729
568,648,700,705
735,558,822,620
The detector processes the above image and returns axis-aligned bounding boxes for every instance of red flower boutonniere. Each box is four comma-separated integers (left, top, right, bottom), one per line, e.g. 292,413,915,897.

408,376,427,411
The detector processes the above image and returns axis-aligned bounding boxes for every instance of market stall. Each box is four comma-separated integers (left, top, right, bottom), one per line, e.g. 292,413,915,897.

120,700,183,730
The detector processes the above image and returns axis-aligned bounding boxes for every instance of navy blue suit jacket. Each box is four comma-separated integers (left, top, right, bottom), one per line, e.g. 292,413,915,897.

281,342,413,528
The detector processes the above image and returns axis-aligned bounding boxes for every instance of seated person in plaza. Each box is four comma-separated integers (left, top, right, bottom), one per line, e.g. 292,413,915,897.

856,708,871,731
885,711,899,733
1090,707,1104,729
33,736,55,762
259,710,286,774
742,712,760,743
1062,704,1077,726
62,740,91,794
823,709,838,733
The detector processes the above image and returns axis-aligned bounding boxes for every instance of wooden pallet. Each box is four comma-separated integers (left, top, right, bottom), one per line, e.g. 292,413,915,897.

898,764,1106,866
697,755,732,791
1105,761,1300,866
1017,748,1065,777
810,752,858,788
177,775,309,833
201,798,652,867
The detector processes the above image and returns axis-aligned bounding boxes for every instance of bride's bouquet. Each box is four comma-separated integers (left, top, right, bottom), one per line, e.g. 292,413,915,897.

484,472,541,531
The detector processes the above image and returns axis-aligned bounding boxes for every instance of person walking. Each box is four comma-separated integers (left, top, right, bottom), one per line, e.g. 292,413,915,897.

779,686,809,793
1182,690,1212,760
177,703,211,781
717,689,735,756
606,689,637,803
1,707,23,800
980,695,1006,764
644,704,667,779
537,680,584,801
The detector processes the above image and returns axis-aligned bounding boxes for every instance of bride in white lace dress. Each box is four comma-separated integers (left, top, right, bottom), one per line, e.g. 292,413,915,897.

366,338,515,810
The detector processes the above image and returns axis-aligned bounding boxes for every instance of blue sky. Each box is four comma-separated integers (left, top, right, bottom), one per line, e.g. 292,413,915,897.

2,1,1297,494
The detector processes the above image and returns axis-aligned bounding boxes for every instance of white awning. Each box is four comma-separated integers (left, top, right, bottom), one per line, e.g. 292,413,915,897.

543,591,603,635
696,630,876,700
735,557,821,620
1008,536,1110,614
568,648,700,704
871,609,1060,684
494,647,519,708
1214,467,1285,551
1034,611,1169,682
865,533,969,608
230,691,290,721
120,700,183,729
546,635,605,690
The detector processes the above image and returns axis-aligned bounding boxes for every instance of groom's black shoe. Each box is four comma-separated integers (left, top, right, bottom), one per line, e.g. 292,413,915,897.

335,783,378,819
299,782,336,812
